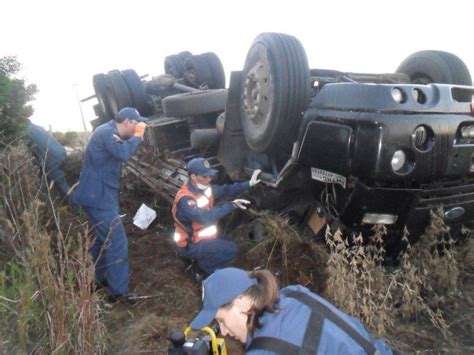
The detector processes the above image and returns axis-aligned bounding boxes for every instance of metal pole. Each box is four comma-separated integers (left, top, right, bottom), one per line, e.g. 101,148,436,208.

73,83,87,132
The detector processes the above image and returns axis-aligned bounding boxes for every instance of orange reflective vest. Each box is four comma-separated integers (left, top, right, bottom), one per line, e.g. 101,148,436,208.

172,183,218,248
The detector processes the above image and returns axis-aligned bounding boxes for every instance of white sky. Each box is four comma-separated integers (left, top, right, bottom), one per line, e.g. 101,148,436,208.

1,0,473,132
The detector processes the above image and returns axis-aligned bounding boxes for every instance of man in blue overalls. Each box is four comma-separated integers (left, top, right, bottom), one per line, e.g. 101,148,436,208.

172,157,261,277
27,121,70,198
73,107,147,302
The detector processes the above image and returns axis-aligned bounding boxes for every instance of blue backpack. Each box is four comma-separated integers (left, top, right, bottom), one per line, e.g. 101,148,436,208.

248,290,392,354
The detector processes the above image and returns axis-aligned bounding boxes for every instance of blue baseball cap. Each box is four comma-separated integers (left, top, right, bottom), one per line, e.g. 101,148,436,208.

116,107,148,122
187,158,218,177
190,268,257,330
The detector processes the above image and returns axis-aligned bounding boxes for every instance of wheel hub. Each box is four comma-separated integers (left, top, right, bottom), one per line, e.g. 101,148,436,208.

243,61,271,124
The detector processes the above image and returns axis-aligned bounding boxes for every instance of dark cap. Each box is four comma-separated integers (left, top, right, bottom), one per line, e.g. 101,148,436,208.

116,107,148,122
190,268,257,329
187,158,218,177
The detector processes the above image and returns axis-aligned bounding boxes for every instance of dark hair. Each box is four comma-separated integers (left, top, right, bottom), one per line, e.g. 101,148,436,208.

223,269,280,335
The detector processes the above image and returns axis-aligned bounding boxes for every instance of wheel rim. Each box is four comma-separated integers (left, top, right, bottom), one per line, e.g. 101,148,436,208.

243,60,273,128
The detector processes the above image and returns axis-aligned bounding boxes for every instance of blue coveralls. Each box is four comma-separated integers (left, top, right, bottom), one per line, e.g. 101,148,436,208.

72,120,142,296
246,285,393,355
175,181,249,274
27,123,70,196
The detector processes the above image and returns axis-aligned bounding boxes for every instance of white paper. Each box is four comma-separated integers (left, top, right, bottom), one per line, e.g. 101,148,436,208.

132,203,157,230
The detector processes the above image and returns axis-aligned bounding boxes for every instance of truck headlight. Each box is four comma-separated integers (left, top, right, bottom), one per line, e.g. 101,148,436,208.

362,213,398,225
391,150,406,172
461,125,474,139
391,88,405,103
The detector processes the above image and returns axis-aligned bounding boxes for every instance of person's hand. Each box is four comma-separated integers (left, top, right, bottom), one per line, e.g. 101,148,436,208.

134,122,147,138
232,199,251,210
249,169,262,187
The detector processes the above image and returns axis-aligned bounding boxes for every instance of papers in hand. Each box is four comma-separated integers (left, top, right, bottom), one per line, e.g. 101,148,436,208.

133,203,157,230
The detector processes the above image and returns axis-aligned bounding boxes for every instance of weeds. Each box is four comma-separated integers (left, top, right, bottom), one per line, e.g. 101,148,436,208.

323,208,469,349
325,227,392,334
238,210,328,292
0,142,105,353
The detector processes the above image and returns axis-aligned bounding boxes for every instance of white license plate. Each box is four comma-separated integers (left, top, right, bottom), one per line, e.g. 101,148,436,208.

311,168,346,188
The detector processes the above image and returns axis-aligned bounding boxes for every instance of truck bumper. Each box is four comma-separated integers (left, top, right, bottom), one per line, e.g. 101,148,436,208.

339,180,474,231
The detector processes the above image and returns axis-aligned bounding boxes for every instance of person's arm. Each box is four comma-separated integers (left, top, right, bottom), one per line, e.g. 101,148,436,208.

177,197,235,225
102,131,142,162
213,181,250,200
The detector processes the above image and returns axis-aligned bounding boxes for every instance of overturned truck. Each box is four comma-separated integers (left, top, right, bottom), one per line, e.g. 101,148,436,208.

88,32,474,254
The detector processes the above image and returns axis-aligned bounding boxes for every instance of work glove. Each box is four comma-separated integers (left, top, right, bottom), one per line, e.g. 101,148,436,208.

134,122,147,138
249,169,262,187
232,199,251,210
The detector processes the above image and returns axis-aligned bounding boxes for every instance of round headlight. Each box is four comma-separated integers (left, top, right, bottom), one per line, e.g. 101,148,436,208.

391,150,406,172
391,88,405,103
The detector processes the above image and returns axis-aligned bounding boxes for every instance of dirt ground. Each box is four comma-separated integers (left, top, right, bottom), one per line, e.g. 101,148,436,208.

101,174,474,354
100,178,245,354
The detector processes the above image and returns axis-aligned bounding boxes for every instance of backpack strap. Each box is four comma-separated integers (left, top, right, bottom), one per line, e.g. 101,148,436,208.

247,291,378,355
285,291,377,355
300,311,324,354
247,336,300,354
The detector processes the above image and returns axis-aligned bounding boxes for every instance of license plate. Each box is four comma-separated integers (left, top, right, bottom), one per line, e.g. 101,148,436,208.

311,168,347,188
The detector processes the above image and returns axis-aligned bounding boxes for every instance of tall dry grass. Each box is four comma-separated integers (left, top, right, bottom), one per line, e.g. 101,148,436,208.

324,209,464,343
0,142,105,353
324,226,393,335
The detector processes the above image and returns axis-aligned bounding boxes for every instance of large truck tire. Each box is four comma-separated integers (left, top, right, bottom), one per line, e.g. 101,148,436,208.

396,50,472,101
105,70,132,117
184,54,214,89
162,89,228,117
240,33,311,153
93,73,113,119
121,69,153,116
201,52,226,89
164,51,192,79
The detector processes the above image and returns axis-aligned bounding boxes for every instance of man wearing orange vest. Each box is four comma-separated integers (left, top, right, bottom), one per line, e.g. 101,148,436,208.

172,157,261,276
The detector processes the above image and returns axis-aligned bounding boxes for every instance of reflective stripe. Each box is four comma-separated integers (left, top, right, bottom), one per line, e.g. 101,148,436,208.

196,196,210,208
197,225,217,238
173,231,181,242
204,187,212,198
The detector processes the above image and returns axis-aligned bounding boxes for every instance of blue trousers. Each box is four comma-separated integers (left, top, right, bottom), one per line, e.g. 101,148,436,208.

84,207,129,296
46,162,70,197
177,238,237,275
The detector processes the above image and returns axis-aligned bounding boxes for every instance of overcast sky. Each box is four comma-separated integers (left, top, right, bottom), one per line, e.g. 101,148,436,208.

2,0,473,132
